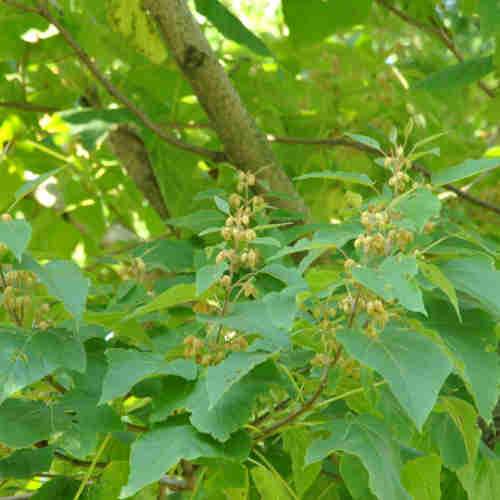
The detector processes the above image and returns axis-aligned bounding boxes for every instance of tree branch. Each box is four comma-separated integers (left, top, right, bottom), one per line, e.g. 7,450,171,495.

271,135,500,215
143,0,307,215
11,0,224,163
0,101,59,113
374,0,496,98
1,98,497,214
107,125,170,220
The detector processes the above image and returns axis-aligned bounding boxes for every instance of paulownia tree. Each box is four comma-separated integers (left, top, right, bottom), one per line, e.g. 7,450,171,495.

0,0,499,499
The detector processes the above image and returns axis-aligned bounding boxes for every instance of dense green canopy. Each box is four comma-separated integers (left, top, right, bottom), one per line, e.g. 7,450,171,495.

0,1,498,499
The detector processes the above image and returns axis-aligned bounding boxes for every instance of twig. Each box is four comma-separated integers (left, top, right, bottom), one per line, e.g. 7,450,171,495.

374,0,496,98
0,101,58,113
4,0,226,163
275,134,500,215
256,346,343,440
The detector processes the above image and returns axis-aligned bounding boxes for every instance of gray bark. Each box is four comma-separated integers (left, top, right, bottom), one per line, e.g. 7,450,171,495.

144,0,307,215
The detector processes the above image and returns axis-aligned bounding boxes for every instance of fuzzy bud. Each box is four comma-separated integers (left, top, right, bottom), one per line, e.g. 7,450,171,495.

221,227,232,241
220,274,232,288
229,193,242,209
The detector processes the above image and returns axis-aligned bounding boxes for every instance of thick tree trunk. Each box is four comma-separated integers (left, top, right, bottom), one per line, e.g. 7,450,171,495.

144,0,307,215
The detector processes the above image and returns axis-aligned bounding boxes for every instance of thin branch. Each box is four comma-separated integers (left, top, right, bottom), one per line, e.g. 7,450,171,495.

256,346,343,440
8,0,225,163
374,0,496,98
272,135,500,215
0,101,59,113
1,97,497,214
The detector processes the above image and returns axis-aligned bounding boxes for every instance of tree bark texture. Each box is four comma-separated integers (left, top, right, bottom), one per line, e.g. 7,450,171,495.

144,0,307,215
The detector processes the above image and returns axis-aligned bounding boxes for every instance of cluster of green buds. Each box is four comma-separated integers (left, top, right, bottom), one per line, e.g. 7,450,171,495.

384,143,414,194
216,170,266,291
118,257,146,283
183,331,249,366
354,204,415,257
312,304,337,332
1,269,40,327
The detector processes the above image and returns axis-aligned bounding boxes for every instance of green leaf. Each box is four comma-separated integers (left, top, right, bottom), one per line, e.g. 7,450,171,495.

251,465,292,500
0,447,53,479
214,195,230,214
0,399,70,448
432,157,500,186
195,0,271,56
58,344,122,459
205,287,299,350
121,418,250,497
196,261,228,295
283,428,322,498
268,222,362,262
435,397,481,465
100,349,197,403
283,0,373,46
13,167,64,206
35,260,90,321
306,415,411,500
457,444,500,500
393,188,441,233
108,0,167,64
31,477,80,499
168,210,226,233
131,283,196,317
0,329,86,404
337,325,453,430
415,56,494,92
423,301,499,421
352,255,426,314
131,240,195,273
426,412,469,470
439,256,500,318
418,261,461,320
479,0,500,38
0,219,31,261
339,454,377,500
55,107,133,150
206,351,273,409
152,362,281,442
345,133,382,152
401,455,442,500
85,461,129,500
294,170,374,186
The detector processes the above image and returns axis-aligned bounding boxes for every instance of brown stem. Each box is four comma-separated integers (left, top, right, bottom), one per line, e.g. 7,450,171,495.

1,97,497,214
256,347,343,440
0,101,59,113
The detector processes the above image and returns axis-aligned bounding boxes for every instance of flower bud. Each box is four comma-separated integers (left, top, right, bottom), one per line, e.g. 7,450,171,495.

247,249,258,268
220,274,232,288
244,229,256,242
221,227,232,241
246,173,256,186
1,213,12,222
229,193,242,208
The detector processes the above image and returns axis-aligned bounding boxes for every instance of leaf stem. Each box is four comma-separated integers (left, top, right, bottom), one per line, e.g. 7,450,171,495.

73,433,111,500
